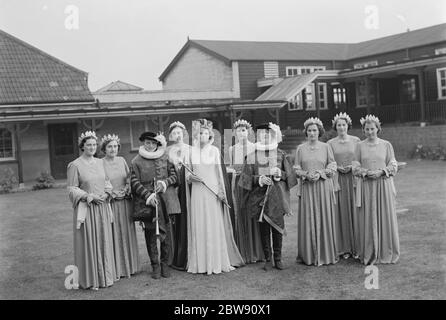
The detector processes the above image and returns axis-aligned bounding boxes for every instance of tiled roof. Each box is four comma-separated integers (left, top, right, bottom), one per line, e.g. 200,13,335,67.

95,80,144,93
160,23,446,80
0,29,94,105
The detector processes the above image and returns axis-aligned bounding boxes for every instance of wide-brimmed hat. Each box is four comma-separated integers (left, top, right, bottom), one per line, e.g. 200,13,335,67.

139,131,166,146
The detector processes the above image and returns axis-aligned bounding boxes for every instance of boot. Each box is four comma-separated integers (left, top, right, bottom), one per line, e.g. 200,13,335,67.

263,260,273,271
161,263,171,278
274,260,285,270
151,264,161,279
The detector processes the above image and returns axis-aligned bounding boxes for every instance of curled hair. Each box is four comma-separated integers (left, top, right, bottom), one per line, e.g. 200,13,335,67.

304,123,325,138
332,117,352,130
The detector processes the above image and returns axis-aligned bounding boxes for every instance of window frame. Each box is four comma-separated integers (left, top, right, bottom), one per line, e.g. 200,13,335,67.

285,65,326,77
0,127,16,162
353,60,378,69
355,79,376,108
437,67,446,100
130,119,150,151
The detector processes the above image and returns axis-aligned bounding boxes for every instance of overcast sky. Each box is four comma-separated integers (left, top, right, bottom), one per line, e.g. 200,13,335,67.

1,0,445,91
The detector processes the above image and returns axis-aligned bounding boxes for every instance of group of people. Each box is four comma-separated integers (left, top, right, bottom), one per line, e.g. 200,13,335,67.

67,113,400,290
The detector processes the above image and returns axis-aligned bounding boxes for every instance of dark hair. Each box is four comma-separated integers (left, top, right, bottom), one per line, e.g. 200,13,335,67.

304,123,325,137
361,120,381,133
332,118,352,130
79,136,98,152
101,139,121,153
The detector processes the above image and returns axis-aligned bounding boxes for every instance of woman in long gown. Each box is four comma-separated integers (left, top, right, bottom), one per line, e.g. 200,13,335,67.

327,113,361,259
352,115,399,265
294,118,339,266
186,119,244,275
101,134,139,278
228,119,264,264
67,131,117,290
166,121,190,270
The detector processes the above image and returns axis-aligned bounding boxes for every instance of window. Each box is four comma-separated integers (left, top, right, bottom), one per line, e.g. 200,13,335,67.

356,80,376,107
264,61,279,78
130,119,158,150
0,128,15,161
317,83,328,109
401,78,417,102
288,93,303,111
285,66,326,76
304,84,315,110
353,60,378,69
437,67,446,100
333,87,346,108
435,48,446,55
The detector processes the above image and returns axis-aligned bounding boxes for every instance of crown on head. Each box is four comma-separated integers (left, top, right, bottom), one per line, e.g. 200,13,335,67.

169,121,186,131
78,130,97,144
194,118,213,130
101,133,120,146
304,117,323,129
332,112,352,127
233,119,252,130
360,114,381,126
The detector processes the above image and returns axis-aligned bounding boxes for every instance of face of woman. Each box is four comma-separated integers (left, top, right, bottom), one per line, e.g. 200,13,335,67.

236,126,248,141
170,127,183,143
200,129,210,144
336,119,348,136
306,124,319,141
83,138,97,156
144,139,158,152
364,122,378,139
105,140,119,158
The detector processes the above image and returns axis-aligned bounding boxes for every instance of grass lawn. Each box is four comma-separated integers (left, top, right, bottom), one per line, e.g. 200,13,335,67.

0,160,445,300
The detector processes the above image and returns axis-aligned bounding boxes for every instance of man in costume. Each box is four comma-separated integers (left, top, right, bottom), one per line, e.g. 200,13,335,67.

239,123,297,270
131,131,180,279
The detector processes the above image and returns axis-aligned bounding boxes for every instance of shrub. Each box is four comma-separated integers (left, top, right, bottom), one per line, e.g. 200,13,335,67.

0,167,18,193
409,144,446,160
33,171,55,190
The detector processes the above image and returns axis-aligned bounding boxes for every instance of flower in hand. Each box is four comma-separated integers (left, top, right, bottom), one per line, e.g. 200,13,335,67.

307,171,320,182
367,169,383,179
259,175,273,186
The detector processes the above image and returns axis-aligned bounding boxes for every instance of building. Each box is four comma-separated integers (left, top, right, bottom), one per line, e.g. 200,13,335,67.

1,24,446,184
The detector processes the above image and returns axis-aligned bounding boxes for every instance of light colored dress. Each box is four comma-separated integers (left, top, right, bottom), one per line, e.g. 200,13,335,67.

186,143,244,274
228,141,264,263
328,135,361,256
294,141,339,266
103,156,139,277
67,157,117,289
352,138,399,265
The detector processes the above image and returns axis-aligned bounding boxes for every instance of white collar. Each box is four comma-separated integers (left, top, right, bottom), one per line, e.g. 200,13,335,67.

139,146,165,159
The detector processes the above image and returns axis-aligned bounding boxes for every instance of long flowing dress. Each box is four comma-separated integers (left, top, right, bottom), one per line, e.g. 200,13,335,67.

295,141,339,266
228,141,264,263
186,143,244,274
327,135,361,257
103,156,139,277
67,157,117,289
166,143,191,270
352,138,399,265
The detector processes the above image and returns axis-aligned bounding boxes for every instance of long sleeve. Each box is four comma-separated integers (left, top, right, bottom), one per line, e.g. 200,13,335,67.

123,158,131,196
293,145,307,178
238,159,255,191
383,141,398,177
130,161,151,201
67,162,88,209
163,160,178,188
321,145,337,179
352,144,367,177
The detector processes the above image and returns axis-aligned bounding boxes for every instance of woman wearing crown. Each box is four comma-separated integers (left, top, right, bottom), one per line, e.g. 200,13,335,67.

294,118,339,266
228,119,264,264
352,115,399,265
185,119,244,275
327,113,361,260
165,121,191,270
67,131,117,289
101,134,139,278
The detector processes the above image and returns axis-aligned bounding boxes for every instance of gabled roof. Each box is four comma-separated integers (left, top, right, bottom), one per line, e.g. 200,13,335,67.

0,29,94,105
95,80,144,93
159,23,446,81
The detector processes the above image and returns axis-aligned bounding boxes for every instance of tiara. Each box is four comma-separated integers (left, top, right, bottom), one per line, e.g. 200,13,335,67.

360,114,381,126
78,130,97,144
169,121,186,131
101,134,120,145
233,119,252,129
193,119,213,130
332,112,352,126
303,117,323,129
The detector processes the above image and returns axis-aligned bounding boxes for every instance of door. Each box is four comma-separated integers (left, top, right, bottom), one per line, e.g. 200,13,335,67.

48,123,78,179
